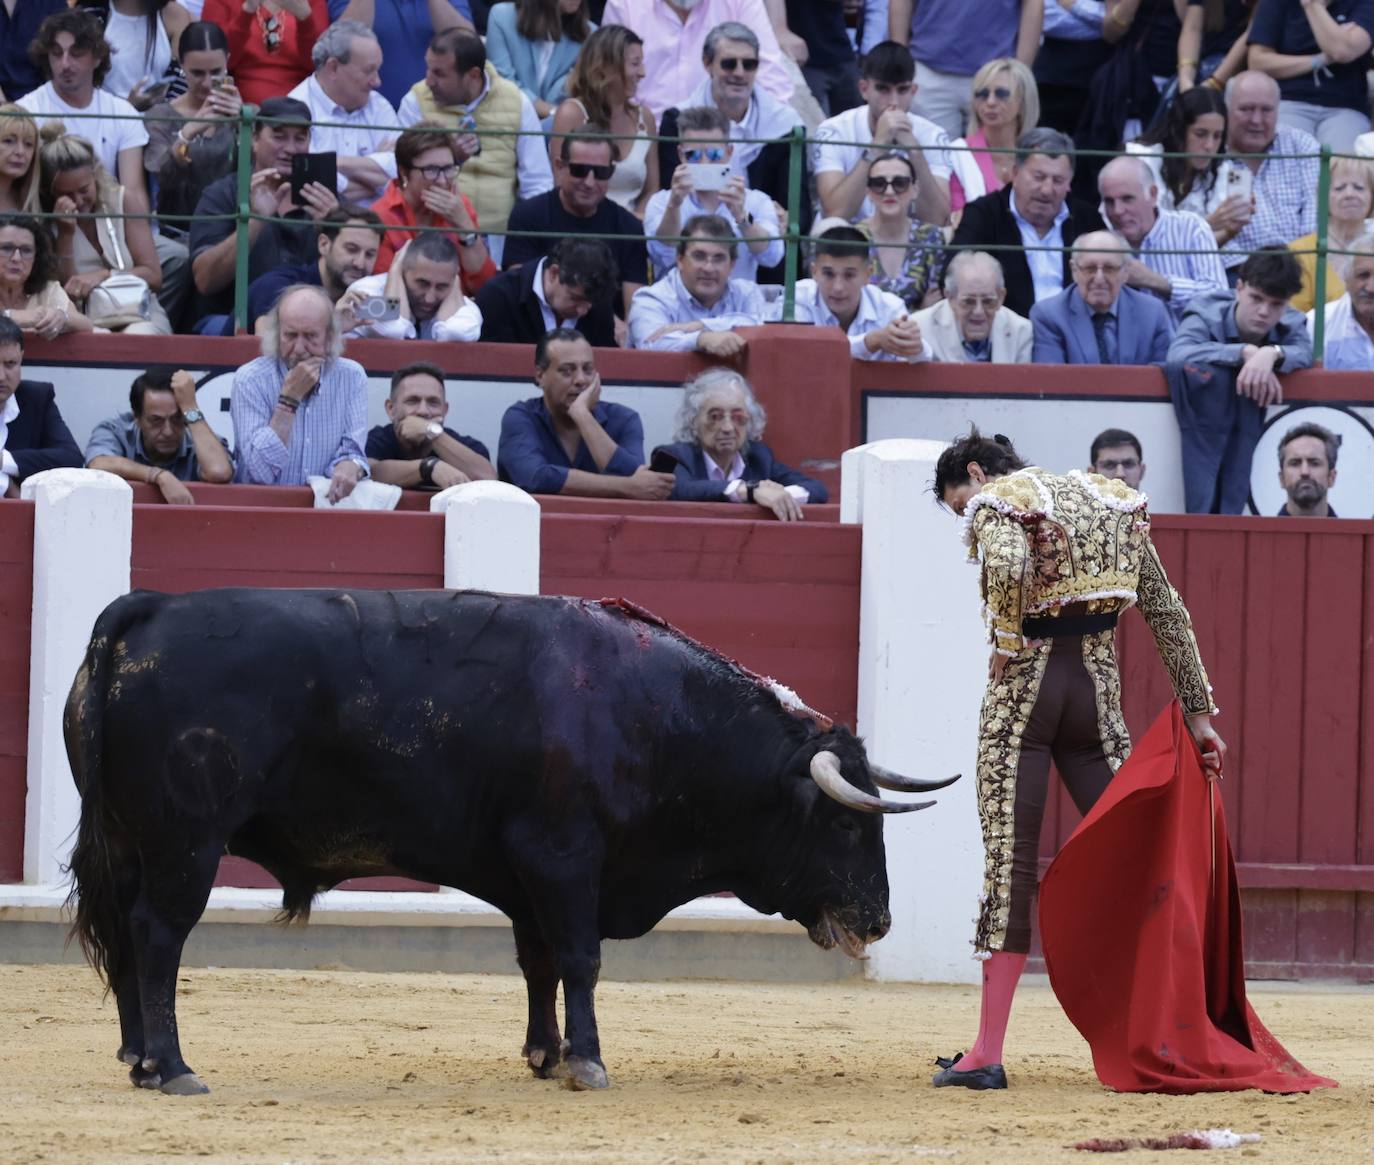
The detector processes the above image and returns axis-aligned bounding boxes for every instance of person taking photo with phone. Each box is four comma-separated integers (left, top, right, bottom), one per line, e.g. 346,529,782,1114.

337,233,482,341
88,0,190,110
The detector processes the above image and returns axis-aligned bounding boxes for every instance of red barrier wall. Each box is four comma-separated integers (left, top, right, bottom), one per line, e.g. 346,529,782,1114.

0,502,34,883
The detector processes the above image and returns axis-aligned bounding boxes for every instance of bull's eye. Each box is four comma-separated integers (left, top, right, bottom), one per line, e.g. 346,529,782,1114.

835,815,860,837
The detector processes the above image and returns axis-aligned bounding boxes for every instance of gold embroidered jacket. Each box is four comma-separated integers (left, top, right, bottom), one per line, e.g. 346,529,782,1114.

963,467,1217,716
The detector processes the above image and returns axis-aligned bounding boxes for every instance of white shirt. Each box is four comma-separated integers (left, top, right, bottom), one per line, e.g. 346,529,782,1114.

709,449,808,504
0,391,19,492
531,256,558,332
102,6,173,103
17,84,148,176
342,272,483,342
1009,187,1070,305
289,75,401,179
643,187,783,282
811,103,953,221
778,279,920,361
1309,294,1374,370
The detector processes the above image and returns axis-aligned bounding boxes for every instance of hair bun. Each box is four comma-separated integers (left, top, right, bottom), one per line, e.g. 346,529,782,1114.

39,120,67,143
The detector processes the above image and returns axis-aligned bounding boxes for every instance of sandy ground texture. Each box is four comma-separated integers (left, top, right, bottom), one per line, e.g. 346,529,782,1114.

1,964,1370,1165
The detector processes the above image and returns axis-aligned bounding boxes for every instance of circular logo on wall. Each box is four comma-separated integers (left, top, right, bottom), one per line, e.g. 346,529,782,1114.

1248,404,1374,518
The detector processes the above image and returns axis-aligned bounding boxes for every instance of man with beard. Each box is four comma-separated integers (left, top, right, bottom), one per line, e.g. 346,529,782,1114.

1275,422,1340,518
367,361,495,491
1310,235,1374,370
247,207,384,332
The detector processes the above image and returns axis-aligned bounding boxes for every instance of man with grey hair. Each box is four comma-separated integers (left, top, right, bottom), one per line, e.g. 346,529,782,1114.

230,284,369,502
915,251,1032,363
1308,233,1374,370
950,128,1106,318
1098,155,1227,324
288,19,402,203
1031,231,1174,364
658,367,827,520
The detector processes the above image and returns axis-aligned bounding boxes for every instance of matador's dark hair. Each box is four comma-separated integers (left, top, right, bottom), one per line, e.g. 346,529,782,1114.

933,427,1028,499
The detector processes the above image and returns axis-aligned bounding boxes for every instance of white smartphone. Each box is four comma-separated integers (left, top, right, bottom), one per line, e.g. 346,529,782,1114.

1225,165,1253,203
687,162,731,192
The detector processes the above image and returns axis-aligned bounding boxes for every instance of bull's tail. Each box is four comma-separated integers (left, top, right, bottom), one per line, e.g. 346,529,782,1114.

64,592,162,989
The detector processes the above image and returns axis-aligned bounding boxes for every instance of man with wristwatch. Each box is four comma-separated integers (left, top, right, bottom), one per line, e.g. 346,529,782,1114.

85,367,234,505
366,361,495,491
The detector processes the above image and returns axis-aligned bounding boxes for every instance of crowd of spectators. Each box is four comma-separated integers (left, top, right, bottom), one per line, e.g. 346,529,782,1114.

0,0,1372,516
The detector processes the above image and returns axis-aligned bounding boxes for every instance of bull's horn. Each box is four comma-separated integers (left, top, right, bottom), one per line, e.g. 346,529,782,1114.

869,765,962,794
810,751,933,815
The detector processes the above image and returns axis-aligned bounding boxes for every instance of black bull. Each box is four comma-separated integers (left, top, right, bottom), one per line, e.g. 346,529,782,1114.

64,588,958,1094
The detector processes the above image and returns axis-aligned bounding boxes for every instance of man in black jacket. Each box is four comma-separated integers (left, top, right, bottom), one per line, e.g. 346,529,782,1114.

0,316,81,497
475,238,619,347
948,128,1105,320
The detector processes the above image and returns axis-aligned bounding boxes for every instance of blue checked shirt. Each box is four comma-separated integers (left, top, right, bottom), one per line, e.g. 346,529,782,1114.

231,355,370,485
627,270,766,352
1113,207,1229,323
1221,127,1320,270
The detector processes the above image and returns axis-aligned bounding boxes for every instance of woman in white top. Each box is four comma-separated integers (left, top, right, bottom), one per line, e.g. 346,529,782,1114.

92,0,191,110
550,23,658,217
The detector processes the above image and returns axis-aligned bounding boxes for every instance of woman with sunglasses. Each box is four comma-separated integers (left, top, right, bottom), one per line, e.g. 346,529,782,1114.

949,59,1039,216
371,123,497,292
200,0,327,105
862,153,946,311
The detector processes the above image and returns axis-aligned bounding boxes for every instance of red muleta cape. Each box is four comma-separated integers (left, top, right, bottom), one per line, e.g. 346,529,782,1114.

1039,702,1337,1094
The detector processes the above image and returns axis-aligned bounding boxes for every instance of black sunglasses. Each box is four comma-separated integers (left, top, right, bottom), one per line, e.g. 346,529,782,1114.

718,57,759,73
566,161,615,180
867,174,913,193
974,86,1013,101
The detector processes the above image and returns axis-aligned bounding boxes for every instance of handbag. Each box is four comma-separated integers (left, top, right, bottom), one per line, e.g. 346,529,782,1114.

84,216,152,330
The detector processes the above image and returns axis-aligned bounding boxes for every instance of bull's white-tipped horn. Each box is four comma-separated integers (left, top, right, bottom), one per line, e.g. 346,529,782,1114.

869,765,961,794
809,751,933,815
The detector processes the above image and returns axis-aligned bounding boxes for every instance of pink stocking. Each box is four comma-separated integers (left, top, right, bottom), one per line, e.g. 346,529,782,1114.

957,951,1027,1070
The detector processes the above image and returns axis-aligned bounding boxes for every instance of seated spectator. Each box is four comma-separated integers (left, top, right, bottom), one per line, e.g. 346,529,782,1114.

550,24,655,215
781,0,859,118
199,0,327,106
505,126,648,312
783,224,923,361
949,58,1039,215
661,367,827,519
90,0,188,109
0,105,40,213
0,0,66,106
0,212,91,337
1308,233,1374,370
477,236,618,344
498,325,675,497
288,20,401,204
396,28,554,263
1247,0,1374,151
812,41,952,226
950,128,1106,319
229,283,368,502
370,122,496,290
486,0,593,123
248,205,383,330
190,96,334,324
1274,421,1339,518
1088,427,1145,489
656,21,807,226
1166,247,1311,514
339,234,482,340
367,360,496,489
600,0,794,121
628,214,764,355
0,314,81,496
38,125,171,335
862,152,944,309
1288,155,1374,313
645,107,781,284
914,250,1032,363
1031,232,1174,365
142,23,240,242
86,368,234,502
1221,71,1320,278
334,0,477,111
1097,155,1228,325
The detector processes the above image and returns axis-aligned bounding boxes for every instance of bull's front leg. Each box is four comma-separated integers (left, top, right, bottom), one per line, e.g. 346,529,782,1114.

511,919,563,1078
553,930,605,1091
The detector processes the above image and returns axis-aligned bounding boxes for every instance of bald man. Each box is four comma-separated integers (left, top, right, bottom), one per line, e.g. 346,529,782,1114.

1030,231,1175,365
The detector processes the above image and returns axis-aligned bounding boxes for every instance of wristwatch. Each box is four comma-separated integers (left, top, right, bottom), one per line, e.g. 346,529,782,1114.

744,480,759,503
457,232,480,247
425,421,444,441
183,408,204,425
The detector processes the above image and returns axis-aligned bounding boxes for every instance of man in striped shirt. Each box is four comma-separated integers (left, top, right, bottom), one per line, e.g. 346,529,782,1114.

1098,156,1228,325
230,284,370,502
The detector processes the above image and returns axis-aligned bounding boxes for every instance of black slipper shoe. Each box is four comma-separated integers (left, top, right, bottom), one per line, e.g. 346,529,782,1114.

931,1054,1008,1090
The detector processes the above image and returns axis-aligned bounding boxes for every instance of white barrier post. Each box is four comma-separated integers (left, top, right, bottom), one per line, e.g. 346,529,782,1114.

841,440,986,984
22,469,132,885
430,481,541,595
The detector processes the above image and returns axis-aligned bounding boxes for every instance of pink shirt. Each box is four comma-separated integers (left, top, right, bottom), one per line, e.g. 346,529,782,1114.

950,129,1005,213
599,0,794,120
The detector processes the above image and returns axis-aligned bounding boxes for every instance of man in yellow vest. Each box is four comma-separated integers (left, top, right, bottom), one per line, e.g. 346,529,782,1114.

399,28,554,266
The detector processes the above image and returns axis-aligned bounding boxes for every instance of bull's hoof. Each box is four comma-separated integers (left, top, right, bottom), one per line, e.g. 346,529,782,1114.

524,1037,570,1080
129,1065,161,1090
117,1045,142,1067
159,1072,210,1096
560,1056,609,1091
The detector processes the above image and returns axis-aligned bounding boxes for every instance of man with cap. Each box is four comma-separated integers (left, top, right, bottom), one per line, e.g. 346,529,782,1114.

189,96,340,327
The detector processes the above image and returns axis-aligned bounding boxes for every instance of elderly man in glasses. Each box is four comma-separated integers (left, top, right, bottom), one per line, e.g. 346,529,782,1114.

645,106,783,284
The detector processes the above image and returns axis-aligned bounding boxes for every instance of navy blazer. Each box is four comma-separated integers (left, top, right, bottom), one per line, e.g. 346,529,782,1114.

474,261,617,347
1029,285,1174,366
4,381,82,481
661,440,828,503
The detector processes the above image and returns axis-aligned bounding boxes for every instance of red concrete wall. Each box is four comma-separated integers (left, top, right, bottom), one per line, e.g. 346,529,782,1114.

0,502,34,883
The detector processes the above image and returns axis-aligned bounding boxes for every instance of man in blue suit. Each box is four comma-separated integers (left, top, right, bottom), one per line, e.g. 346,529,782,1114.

0,316,81,497
1030,231,1174,365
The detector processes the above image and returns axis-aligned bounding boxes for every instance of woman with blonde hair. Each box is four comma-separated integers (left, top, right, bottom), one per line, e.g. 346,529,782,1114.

949,58,1040,215
0,107,40,214
1288,155,1374,314
38,125,171,335
550,24,657,216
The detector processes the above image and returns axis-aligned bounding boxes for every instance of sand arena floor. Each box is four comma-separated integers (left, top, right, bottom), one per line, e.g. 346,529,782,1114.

1,964,1370,1164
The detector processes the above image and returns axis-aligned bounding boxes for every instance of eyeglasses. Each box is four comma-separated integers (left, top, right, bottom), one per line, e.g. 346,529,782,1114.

0,242,35,259
1074,262,1124,276
974,86,1013,101
259,9,281,53
866,175,913,193
683,146,728,163
718,57,759,73
566,161,615,180
412,163,457,181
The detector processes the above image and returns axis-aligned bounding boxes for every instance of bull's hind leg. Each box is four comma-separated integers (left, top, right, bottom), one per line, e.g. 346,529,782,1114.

108,858,159,1087
512,919,564,1078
